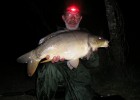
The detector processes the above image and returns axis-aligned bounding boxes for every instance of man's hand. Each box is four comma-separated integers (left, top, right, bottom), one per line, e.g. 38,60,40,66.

46,55,65,63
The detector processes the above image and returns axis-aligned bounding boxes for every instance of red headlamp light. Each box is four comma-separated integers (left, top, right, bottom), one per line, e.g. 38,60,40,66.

66,5,80,14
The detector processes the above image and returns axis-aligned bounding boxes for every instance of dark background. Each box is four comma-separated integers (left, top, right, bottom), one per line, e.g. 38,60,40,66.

1,0,139,100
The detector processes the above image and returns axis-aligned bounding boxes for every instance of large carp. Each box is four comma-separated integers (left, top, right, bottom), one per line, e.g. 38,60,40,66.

17,30,109,76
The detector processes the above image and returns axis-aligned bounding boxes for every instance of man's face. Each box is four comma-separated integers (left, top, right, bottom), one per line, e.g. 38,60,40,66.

62,12,82,30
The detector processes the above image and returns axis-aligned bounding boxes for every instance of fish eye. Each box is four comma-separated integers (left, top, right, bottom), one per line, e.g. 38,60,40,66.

99,37,102,39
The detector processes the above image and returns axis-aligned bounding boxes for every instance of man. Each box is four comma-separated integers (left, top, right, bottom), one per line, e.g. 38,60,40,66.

36,5,99,100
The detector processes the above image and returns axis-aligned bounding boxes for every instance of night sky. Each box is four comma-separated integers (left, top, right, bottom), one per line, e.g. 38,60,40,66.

1,0,139,99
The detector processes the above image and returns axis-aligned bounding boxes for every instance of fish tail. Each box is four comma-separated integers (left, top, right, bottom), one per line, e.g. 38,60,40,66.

17,51,33,63
17,50,40,76
27,59,40,76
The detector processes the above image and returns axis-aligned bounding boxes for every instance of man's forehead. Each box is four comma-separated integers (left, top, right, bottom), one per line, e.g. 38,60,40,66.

65,11,81,15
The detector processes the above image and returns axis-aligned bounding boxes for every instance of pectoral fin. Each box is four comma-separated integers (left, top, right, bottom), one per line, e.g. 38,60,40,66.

27,60,40,77
67,59,79,69
85,50,92,60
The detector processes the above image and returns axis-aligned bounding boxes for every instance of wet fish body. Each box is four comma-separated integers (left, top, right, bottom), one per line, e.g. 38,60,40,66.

17,30,109,76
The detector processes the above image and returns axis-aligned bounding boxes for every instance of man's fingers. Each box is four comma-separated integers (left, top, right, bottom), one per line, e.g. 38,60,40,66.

51,56,65,63
60,58,65,61
52,56,56,63
55,56,60,62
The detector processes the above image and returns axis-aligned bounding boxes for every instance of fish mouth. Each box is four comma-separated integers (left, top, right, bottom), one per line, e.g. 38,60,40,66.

102,41,109,47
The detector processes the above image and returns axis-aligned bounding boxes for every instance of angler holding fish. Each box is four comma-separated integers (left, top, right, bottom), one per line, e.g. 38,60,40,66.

17,4,109,100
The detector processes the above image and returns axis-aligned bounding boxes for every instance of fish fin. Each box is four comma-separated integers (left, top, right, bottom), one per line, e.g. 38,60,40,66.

38,38,45,45
17,51,33,63
67,59,79,69
38,30,69,45
40,59,51,63
85,49,92,60
67,61,74,69
27,59,40,77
